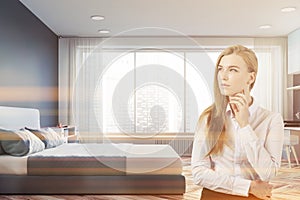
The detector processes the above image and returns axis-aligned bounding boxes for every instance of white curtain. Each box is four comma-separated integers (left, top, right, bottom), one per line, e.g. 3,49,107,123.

59,38,104,142
253,38,287,118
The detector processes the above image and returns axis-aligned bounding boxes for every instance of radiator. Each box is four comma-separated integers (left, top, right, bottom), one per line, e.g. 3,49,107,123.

80,134,194,156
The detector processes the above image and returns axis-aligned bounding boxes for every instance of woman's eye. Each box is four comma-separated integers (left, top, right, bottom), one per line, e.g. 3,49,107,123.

230,69,238,72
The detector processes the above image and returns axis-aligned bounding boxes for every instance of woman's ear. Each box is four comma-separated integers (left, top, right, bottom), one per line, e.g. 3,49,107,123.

247,72,256,85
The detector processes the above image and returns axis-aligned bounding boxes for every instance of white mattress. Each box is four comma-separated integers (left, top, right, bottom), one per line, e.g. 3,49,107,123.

0,143,182,175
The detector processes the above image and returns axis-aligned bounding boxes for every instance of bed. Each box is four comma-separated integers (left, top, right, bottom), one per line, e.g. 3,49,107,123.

0,106,185,194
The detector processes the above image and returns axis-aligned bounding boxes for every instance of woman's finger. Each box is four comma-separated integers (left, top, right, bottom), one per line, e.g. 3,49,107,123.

230,103,239,113
233,93,248,105
230,98,245,108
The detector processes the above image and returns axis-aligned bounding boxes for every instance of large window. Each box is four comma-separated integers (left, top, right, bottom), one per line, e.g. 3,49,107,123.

93,50,214,136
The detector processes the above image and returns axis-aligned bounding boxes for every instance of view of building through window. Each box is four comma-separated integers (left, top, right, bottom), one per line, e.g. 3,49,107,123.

93,50,215,135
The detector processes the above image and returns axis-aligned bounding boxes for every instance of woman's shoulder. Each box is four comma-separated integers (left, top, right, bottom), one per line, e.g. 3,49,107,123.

256,106,283,122
251,99,281,117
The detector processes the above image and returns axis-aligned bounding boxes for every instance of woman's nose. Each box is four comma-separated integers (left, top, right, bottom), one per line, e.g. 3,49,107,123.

219,70,228,80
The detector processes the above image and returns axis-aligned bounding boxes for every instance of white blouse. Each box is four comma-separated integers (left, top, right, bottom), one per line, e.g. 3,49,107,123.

191,100,284,197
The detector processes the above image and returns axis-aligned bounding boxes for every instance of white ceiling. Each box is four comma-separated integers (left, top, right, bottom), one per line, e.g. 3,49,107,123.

19,0,300,37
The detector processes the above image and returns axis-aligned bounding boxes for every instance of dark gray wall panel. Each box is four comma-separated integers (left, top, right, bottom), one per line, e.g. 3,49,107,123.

0,0,58,127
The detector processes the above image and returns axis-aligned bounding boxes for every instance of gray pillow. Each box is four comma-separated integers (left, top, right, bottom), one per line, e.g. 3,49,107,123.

0,145,4,154
0,128,21,155
25,127,65,149
0,129,6,154
0,136,5,155
0,129,45,156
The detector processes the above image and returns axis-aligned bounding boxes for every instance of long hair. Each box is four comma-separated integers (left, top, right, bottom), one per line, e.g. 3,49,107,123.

197,45,258,156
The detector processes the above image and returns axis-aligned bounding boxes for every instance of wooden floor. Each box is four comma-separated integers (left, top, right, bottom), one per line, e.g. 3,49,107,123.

1,158,300,200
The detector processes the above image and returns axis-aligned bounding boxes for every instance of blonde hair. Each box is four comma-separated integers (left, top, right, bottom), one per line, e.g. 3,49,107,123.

197,45,258,156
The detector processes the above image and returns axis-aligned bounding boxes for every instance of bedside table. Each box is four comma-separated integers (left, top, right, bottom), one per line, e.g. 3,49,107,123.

51,126,78,143
64,126,78,143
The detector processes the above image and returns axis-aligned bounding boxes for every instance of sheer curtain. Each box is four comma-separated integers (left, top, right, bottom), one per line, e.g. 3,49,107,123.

253,38,287,117
59,38,104,142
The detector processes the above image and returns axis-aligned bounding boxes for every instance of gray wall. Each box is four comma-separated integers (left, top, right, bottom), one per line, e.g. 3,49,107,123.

0,0,58,127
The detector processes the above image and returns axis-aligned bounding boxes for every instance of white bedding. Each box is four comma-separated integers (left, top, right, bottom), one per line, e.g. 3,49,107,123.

0,155,27,175
0,143,182,175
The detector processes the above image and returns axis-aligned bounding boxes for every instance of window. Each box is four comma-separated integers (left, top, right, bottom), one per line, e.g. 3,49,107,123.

93,50,214,135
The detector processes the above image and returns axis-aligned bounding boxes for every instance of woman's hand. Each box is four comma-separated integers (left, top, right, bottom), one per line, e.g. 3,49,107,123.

229,91,251,128
249,180,272,200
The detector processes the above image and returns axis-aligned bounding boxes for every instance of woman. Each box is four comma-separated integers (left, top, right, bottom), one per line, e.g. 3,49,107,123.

191,45,284,200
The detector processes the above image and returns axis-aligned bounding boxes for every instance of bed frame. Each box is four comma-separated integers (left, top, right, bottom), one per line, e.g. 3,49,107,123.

0,106,185,194
0,175,185,194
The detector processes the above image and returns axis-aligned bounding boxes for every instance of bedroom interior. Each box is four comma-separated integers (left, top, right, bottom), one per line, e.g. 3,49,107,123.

1,0,300,199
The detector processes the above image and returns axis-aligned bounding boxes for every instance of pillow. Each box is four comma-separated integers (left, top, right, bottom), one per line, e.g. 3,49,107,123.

25,127,65,149
0,133,5,155
0,145,4,155
0,129,45,156
0,128,22,155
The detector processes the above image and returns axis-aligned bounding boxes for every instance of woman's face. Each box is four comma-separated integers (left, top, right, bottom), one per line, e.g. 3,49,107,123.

217,54,253,97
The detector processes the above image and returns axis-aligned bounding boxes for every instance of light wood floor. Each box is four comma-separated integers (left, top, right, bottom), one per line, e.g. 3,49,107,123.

1,158,300,200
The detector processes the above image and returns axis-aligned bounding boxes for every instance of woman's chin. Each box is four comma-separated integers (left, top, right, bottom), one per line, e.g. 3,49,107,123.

221,91,237,97
220,91,235,97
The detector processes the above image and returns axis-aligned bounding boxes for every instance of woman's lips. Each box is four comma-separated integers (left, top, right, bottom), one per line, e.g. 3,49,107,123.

221,83,230,87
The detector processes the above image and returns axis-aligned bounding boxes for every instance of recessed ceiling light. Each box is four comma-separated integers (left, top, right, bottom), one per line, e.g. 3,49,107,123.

281,7,296,13
98,29,110,34
259,24,272,29
91,15,105,21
